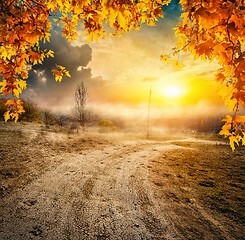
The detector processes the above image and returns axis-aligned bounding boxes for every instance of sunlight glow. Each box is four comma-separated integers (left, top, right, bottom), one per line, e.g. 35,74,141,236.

163,86,183,97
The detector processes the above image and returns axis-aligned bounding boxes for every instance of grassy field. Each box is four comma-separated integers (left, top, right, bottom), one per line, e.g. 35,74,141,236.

149,141,245,224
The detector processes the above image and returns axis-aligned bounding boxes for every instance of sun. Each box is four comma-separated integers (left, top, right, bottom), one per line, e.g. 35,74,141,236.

163,85,183,97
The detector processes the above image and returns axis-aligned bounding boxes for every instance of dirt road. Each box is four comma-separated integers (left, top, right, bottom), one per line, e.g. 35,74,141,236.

0,129,243,239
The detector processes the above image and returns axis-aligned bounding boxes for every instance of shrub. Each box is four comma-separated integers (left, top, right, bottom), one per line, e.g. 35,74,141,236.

98,120,117,133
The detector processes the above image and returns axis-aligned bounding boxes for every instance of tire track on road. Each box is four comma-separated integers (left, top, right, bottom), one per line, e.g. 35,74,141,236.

76,143,182,239
1,141,165,239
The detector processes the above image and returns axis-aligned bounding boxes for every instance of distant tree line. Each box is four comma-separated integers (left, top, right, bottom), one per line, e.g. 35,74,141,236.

0,97,100,130
151,115,225,133
0,97,225,133
0,82,101,130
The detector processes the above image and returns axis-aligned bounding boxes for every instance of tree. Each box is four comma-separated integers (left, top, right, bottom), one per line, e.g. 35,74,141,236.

74,82,88,129
0,0,244,149
73,82,99,129
54,114,67,127
42,110,55,127
161,0,245,150
19,99,41,122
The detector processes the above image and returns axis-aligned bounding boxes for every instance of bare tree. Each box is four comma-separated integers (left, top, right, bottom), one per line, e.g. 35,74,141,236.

74,82,88,130
55,114,67,127
42,110,55,128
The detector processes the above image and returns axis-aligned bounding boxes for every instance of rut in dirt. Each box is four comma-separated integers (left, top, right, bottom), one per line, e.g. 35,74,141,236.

0,140,238,240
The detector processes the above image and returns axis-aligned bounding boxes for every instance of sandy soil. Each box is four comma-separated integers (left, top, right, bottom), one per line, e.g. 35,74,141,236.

0,123,244,239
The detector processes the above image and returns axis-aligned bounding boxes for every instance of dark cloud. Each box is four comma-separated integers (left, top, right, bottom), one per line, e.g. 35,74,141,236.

27,29,92,87
23,29,101,111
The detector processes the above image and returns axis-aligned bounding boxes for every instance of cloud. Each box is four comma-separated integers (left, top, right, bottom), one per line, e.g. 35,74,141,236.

21,1,222,114
69,1,183,85
23,29,100,112
33,70,47,84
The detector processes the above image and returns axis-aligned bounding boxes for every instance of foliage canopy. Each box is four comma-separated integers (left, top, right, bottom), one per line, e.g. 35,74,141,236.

0,0,245,149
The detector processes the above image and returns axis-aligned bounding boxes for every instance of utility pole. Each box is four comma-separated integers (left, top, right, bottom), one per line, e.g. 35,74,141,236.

147,86,152,139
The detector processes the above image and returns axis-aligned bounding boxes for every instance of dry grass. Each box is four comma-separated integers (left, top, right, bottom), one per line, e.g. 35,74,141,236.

0,123,114,197
149,142,245,224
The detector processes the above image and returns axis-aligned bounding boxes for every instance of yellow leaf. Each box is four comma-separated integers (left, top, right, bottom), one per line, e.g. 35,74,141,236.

18,80,27,90
147,20,156,27
180,12,189,25
47,50,54,58
219,122,231,137
173,59,183,70
65,71,71,78
118,12,127,29
160,54,170,63
13,113,19,123
13,89,20,98
94,32,99,42
109,9,117,27
4,111,10,122
229,135,238,152
87,34,93,44
228,99,237,112
222,115,232,123
87,13,94,20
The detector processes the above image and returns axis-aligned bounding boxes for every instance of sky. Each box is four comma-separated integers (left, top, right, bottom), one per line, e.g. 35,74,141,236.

23,0,228,122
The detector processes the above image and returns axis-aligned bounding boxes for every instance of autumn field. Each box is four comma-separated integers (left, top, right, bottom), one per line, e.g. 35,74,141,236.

0,122,244,239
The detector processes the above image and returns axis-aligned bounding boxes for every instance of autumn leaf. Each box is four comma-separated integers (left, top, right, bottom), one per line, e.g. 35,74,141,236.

222,115,233,124
172,59,183,70
6,100,15,106
4,111,10,122
87,33,93,44
118,12,127,29
52,65,71,82
233,115,245,127
160,54,171,63
65,71,71,78
21,71,28,79
46,50,54,58
17,80,27,90
57,65,65,70
229,135,238,152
